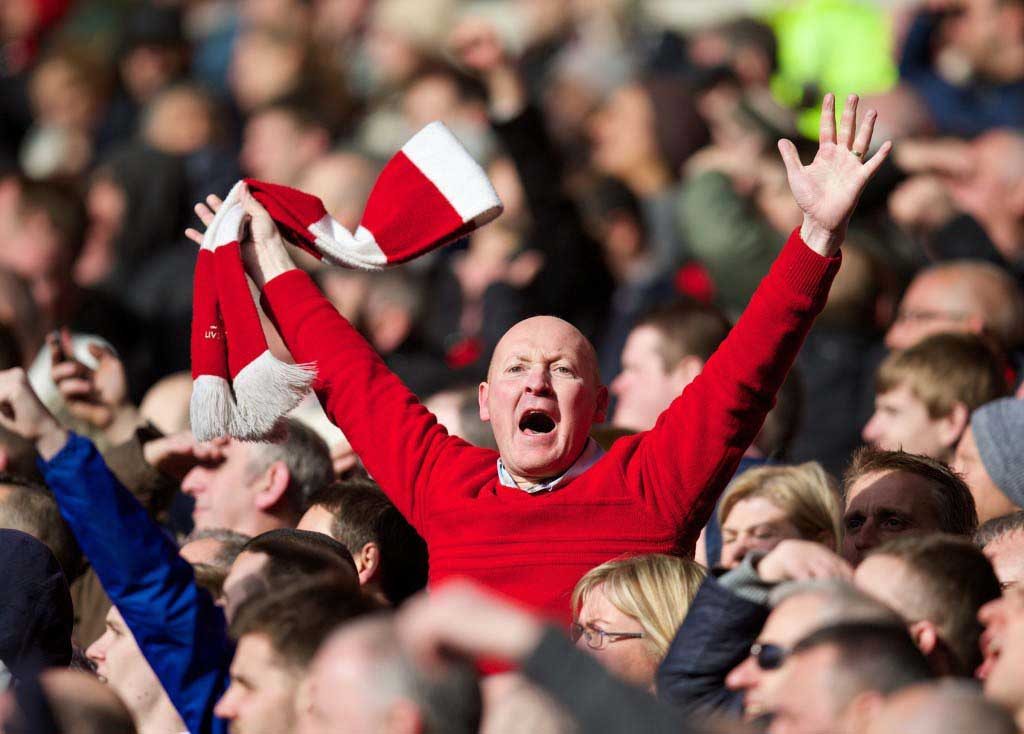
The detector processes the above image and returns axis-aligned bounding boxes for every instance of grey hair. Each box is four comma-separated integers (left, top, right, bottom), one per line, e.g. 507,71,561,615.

769,579,903,627
344,615,481,734
888,680,1018,734
246,418,333,517
181,527,252,570
975,511,1024,548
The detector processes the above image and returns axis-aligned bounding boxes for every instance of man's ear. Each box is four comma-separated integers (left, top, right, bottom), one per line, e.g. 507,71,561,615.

356,541,381,584
594,385,609,424
670,355,705,393
909,619,939,657
253,461,291,512
937,402,970,451
478,382,490,422
842,690,885,733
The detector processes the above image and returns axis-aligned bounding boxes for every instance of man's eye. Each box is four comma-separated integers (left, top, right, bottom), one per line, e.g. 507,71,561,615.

882,517,908,530
507,365,524,373
753,528,779,540
844,516,863,531
555,366,574,375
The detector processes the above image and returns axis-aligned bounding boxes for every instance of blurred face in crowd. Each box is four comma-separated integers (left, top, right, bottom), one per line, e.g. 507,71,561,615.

589,85,659,178
215,633,301,734
86,607,171,726
841,470,943,565
983,530,1024,590
767,646,842,734
720,496,802,569
885,270,982,351
0,204,70,320
181,440,272,533
240,109,328,187
952,425,1020,523
726,593,826,721
610,325,700,431
574,583,656,689
480,316,607,484
980,590,1024,710
297,626,385,734
862,385,961,461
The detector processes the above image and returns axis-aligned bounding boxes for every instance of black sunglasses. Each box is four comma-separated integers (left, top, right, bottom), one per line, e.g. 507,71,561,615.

749,642,789,670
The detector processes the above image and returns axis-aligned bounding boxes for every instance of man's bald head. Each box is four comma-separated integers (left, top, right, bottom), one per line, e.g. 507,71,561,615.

480,316,607,484
488,316,601,386
868,681,1016,734
887,261,1024,351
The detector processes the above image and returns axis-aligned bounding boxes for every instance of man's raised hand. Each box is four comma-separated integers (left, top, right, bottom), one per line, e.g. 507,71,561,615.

778,93,892,257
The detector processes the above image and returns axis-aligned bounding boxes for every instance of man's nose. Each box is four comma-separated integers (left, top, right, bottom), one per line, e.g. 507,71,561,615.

726,656,759,691
524,366,553,394
181,467,206,497
862,413,880,444
214,687,239,720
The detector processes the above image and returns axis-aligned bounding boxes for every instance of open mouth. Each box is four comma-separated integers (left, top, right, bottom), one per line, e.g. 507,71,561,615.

519,410,556,435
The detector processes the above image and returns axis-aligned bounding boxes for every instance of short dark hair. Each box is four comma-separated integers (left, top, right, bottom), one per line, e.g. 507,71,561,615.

634,298,731,372
792,622,934,701
869,534,1001,675
230,573,374,670
975,511,1024,548
0,474,82,580
843,448,978,537
242,528,358,587
307,479,428,605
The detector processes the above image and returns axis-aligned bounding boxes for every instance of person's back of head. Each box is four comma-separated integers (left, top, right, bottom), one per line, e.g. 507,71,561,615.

858,534,1000,676
960,397,1024,522
869,680,1017,734
304,478,428,605
248,418,333,521
635,298,731,370
180,527,251,571
223,528,361,617
313,615,481,734
0,474,82,580
0,529,73,674
975,510,1024,587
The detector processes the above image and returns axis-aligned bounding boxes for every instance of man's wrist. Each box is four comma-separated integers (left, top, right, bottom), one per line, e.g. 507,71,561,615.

800,218,843,257
36,424,71,461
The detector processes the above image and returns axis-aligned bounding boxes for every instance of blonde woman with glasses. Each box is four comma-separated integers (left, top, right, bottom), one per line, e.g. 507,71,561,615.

571,554,706,691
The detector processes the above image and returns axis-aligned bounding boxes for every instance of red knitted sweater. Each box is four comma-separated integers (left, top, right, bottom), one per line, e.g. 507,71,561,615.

261,229,840,621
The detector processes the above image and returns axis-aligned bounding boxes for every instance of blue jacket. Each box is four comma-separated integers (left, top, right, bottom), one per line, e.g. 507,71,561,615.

40,433,231,734
656,574,768,717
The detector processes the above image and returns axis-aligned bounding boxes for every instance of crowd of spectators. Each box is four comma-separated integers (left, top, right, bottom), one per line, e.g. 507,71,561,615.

4,0,1024,732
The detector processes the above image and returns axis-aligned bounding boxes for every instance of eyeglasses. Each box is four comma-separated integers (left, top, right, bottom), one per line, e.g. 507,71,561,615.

570,622,645,650
749,642,789,671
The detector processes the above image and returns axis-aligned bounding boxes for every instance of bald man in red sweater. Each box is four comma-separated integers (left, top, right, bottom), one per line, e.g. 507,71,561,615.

191,94,891,620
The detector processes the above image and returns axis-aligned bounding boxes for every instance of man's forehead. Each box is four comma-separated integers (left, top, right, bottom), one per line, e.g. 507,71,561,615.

847,470,934,510
764,595,825,644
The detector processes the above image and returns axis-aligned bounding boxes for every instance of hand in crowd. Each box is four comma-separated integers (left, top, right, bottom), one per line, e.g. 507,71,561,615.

778,93,892,256
48,329,139,440
448,17,525,119
0,367,67,459
185,186,297,289
757,539,854,584
396,580,544,668
142,430,228,481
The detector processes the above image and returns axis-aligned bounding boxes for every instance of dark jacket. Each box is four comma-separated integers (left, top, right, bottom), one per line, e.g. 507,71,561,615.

0,529,73,675
656,573,770,717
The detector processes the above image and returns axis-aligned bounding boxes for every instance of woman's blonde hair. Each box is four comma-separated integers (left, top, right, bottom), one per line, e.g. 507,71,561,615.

718,462,843,551
571,554,706,660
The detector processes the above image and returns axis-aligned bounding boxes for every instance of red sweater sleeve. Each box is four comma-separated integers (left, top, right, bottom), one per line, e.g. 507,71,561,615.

627,229,840,543
260,272,481,526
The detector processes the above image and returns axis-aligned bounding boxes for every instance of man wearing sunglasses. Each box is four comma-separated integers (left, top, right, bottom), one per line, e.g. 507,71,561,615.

657,539,899,722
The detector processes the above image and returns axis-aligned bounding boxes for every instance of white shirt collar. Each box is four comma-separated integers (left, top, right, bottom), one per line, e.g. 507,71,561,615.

496,438,605,494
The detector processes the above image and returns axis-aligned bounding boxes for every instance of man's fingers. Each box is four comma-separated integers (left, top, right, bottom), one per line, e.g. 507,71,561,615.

861,139,893,180
206,194,223,212
777,138,803,181
185,228,204,246
851,108,877,157
838,94,858,148
194,202,215,226
819,92,836,146
57,378,94,398
52,361,90,381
